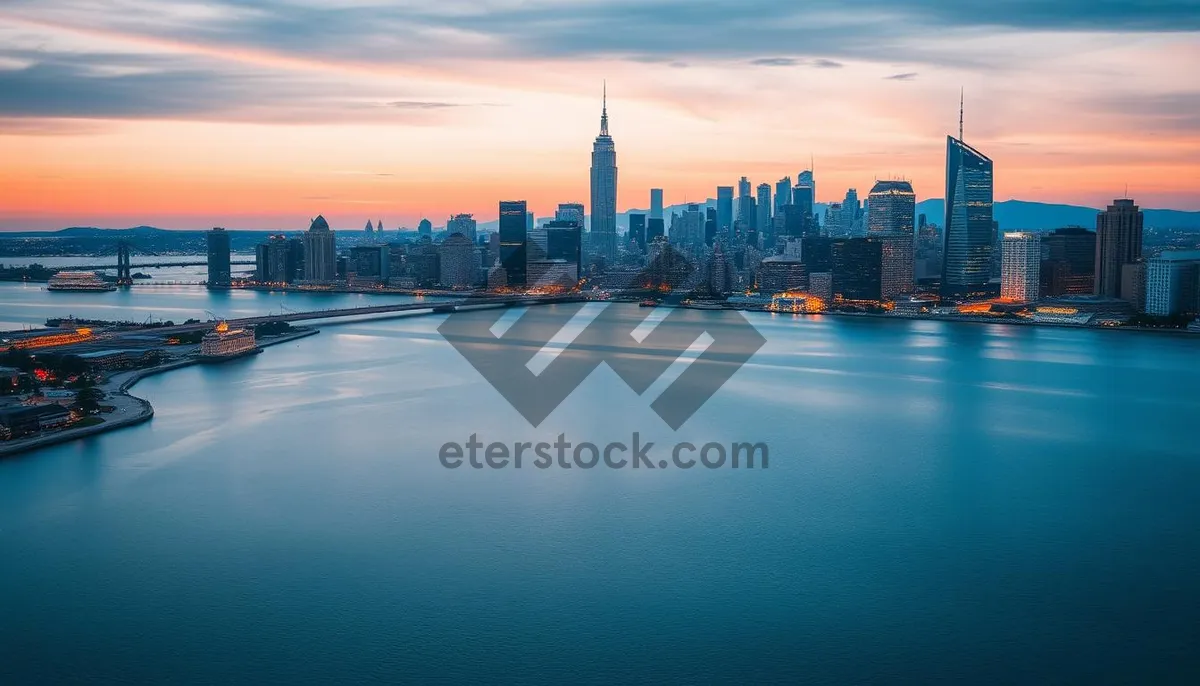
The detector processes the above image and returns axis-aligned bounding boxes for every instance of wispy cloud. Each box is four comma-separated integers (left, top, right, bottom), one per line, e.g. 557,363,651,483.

884,72,919,81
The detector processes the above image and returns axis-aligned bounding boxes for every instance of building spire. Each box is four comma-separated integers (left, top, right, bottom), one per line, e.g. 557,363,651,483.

600,80,609,136
959,88,964,141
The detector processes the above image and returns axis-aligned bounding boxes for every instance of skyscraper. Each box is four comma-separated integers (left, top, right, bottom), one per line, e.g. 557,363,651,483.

791,185,816,237
843,188,861,234
774,178,791,215
1144,250,1200,316
875,233,914,299
756,183,772,239
798,169,815,203
647,217,665,244
446,214,477,242
545,220,584,282
1000,232,1041,302
206,227,231,289
716,186,734,234
649,189,664,221
941,134,994,298
1094,198,1144,299
866,180,916,236
499,200,527,287
438,233,477,289
628,213,647,251
418,218,432,237
736,177,754,233
1041,227,1096,296
303,215,337,282
589,85,618,261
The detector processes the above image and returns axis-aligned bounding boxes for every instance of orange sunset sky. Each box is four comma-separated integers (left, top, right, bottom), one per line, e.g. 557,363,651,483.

2,0,1198,231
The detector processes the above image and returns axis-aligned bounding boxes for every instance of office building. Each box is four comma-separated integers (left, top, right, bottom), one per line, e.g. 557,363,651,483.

349,245,386,280
704,208,717,247
499,200,528,287
867,180,916,236
647,217,665,244
775,177,791,215
756,183,772,237
446,214,477,242
590,87,618,261
1041,227,1096,297
1095,198,1144,300
438,233,477,289
628,213,647,251
833,238,883,302
876,233,915,299
206,227,232,288
941,134,994,298
757,256,807,293
545,220,583,282
717,186,734,234
649,189,664,220
791,185,816,236
303,215,337,282
1145,250,1200,316
255,235,294,284
417,218,432,237
798,169,815,202
1000,232,1041,302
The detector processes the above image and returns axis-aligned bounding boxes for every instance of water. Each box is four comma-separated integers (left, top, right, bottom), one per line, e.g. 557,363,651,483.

2,286,1199,683
1,254,257,285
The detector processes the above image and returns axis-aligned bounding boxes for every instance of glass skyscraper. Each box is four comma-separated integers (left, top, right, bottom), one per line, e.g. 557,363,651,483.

499,200,527,287
941,136,994,298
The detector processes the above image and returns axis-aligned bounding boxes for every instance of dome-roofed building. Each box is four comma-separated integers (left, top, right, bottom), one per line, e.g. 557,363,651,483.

310,215,331,232
304,214,337,281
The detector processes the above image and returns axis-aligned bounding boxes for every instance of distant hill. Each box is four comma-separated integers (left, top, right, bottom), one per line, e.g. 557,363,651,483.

913,200,1200,230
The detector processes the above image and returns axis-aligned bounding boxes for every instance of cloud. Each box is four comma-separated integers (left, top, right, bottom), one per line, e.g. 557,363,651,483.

812,59,844,69
386,101,463,110
884,72,919,81
751,57,801,67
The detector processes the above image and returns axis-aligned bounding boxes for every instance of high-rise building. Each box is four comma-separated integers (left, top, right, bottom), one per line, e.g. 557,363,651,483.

941,134,994,298
303,215,337,282
555,203,585,228
1040,227,1096,297
589,86,618,261
255,235,293,284
418,218,432,237
499,200,528,287
646,217,665,244
716,186,734,234
676,204,706,255
774,178,791,215
798,169,815,201
349,245,386,280
876,233,914,299
206,227,231,288
1094,198,1144,300
446,214,477,242
628,213,647,251
736,177,754,232
756,183,772,238
1144,250,1200,316
843,188,861,234
649,189,664,221
545,220,583,282
832,238,883,302
1000,232,1041,302
438,233,477,289
790,185,816,237
704,207,717,247
867,180,916,236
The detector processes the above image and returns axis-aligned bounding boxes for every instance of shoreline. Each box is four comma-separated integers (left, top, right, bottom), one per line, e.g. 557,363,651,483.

0,327,319,459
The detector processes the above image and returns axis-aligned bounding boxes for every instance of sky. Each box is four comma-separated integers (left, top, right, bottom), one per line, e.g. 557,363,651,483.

1,0,1198,231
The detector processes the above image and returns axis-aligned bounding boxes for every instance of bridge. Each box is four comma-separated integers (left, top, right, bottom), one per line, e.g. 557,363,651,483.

68,260,255,271
109,294,586,338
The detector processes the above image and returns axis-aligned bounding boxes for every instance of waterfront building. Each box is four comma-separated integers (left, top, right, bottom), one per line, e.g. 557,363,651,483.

1041,227,1096,297
446,214,477,242
867,180,916,236
408,239,440,286
941,127,994,298
528,259,578,290
590,86,618,261
1094,198,1144,300
1120,262,1147,311
833,237,883,302
303,215,337,282
349,245,386,280
200,321,257,358
1000,232,1042,303
438,233,477,289
717,186,734,234
499,200,528,287
809,271,833,303
757,256,807,293
1144,250,1200,316
545,220,583,281
388,244,407,279
876,233,915,299
649,189,664,221
207,227,232,288
628,213,647,252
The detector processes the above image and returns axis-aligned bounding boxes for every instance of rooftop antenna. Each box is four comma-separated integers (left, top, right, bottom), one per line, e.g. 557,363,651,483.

958,88,964,141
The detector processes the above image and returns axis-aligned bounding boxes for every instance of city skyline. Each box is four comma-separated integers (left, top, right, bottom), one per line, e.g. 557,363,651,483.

1,1,1198,231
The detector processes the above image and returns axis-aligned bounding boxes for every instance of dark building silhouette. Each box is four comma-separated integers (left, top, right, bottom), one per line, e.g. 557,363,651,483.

717,186,734,234
801,236,837,274
1041,227,1096,297
941,136,994,298
499,200,528,287
545,220,583,281
628,213,646,251
1094,198,1143,299
647,217,665,244
207,227,231,288
791,185,816,236
833,237,883,302
705,207,717,247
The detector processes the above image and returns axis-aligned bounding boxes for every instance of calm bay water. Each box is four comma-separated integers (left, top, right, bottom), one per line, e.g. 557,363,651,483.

2,283,1199,683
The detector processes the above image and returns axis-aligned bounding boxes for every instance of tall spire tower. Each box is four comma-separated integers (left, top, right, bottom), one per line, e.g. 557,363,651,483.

959,88,964,141
590,82,618,261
